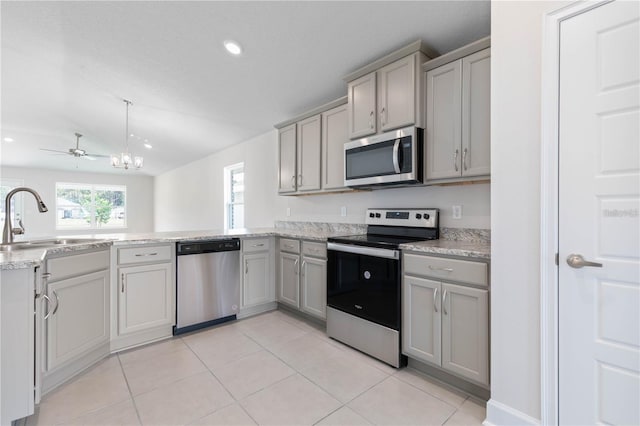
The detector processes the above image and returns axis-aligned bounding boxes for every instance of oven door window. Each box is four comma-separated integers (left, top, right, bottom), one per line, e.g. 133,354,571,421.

345,136,413,180
327,249,400,330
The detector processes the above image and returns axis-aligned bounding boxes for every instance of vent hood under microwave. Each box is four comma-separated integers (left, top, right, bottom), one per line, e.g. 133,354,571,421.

344,126,423,189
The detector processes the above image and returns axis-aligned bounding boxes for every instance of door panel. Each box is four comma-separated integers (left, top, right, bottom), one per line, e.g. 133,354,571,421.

348,72,377,139
321,104,348,190
301,256,326,319
379,55,415,132
279,252,300,308
559,2,640,424
278,124,297,193
426,60,462,180
297,114,322,192
243,253,270,307
402,276,441,366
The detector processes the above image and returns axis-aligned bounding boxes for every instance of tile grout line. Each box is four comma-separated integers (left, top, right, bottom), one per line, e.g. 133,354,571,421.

117,353,144,426
392,369,469,410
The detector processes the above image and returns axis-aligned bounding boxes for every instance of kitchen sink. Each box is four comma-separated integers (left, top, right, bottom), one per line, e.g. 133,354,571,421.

0,238,108,252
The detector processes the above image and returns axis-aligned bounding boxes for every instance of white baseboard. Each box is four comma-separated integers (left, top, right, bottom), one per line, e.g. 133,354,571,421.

484,399,540,426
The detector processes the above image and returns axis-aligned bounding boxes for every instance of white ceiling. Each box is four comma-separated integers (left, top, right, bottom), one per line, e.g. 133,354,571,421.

0,1,490,176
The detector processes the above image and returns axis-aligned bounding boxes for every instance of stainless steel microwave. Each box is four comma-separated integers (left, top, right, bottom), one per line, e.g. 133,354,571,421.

344,126,423,188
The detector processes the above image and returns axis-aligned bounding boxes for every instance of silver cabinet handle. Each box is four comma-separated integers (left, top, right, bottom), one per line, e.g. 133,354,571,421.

291,175,296,189
433,288,438,313
135,252,158,257
252,243,265,247
566,254,603,269
294,258,299,274
42,272,51,280
309,248,320,253
428,265,453,273
380,107,386,126
301,260,306,276
245,260,249,274
298,174,303,187
51,290,60,317
443,289,448,315
369,110,374,129
42,294,53,320
121,272,125,293
454,149,459,172
392,138,401,173
463,148,468,171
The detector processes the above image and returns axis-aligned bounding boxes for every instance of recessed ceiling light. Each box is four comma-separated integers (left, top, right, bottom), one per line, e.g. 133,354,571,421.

224,40,242,56
144,143,153,149
3,137,14,143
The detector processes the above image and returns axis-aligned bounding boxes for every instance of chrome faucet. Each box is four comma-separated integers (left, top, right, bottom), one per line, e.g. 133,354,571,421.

2,187,48,245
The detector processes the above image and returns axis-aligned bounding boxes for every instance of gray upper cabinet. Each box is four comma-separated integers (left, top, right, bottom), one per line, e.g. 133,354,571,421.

276,97,348,196
378,54,419,132
348,52,426,140
461,48,491,177
425,44,491,182
321,103,348,191
348,72,377,138
278,124,297,194
296,114,322,192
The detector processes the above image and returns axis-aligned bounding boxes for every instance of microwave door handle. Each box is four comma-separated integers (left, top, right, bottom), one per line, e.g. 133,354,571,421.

392,139,401,173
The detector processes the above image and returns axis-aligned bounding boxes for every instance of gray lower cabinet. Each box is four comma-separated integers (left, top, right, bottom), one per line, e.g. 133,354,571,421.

41,248,111,394
278,238,327,320
402,252,489,386
111,243,175,352
241,237,275,315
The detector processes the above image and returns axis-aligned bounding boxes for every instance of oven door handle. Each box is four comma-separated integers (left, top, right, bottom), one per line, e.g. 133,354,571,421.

327,242,399,260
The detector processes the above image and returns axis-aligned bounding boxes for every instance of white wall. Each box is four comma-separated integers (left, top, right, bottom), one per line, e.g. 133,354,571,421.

154,129,490,232
0,166,154,238
489,1,569,424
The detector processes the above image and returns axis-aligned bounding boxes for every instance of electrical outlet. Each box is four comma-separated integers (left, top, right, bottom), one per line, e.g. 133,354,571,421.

340,206,347,217
286,207,291,217
452,205,462,220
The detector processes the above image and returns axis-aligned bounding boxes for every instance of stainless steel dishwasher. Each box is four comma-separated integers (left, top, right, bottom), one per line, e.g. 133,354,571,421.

174,238,240,335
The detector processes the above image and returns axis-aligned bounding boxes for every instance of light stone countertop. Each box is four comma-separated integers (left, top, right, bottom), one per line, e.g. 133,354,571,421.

0,227,357,270
400,239,491,260
0,226,491,270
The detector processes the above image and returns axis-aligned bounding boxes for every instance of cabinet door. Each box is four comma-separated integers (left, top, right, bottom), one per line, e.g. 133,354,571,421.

321,104,348,191
441,283,489,385
118,263,173,336
462,48,491,177
297,114,322,192
378,54,416,132
426,60,462,180
348,72,377,139
278,252,300,308
402,276,441,366
46,270,109,371
242,252,272,308
301,256,326,319
278,124,297,193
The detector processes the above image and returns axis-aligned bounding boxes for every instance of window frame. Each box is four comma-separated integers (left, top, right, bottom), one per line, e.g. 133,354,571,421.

55,182,127,230
223,162,245,230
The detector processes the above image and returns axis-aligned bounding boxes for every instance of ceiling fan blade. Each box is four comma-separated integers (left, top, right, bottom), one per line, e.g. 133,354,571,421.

40,148,70,154
85,153,111,158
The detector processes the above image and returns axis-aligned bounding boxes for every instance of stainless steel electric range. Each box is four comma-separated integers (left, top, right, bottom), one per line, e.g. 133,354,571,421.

326,208,439,367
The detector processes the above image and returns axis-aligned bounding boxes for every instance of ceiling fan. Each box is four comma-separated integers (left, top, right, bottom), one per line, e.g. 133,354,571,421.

40,133,110,161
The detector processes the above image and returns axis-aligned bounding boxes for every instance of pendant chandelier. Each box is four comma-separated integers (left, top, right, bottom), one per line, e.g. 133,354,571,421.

111,99,143,170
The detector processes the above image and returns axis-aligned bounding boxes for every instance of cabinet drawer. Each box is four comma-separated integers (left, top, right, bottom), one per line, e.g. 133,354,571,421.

302,241,327,258
279,238,300,254
47,249,110,281
243,238,271,253
404,253,487,287
118,245,172,265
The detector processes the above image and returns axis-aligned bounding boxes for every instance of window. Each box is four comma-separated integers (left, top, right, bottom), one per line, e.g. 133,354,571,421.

0,178,25,230
56,183,126,230
224,163,244,230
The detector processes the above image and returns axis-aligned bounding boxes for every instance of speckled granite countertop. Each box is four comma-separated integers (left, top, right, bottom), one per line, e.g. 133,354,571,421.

0,224,490,270
400,239,491,260
0,226,359,270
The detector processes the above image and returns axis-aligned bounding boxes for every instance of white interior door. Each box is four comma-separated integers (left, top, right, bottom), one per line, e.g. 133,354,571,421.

559,2,640,424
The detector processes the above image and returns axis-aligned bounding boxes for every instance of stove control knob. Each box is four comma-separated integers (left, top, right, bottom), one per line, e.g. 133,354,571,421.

415,213,422,219
369,213,375,218
375,213,381,218
423,213,430,220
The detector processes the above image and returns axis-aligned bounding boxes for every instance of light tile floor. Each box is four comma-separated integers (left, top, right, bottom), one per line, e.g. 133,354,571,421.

26,309,486,426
